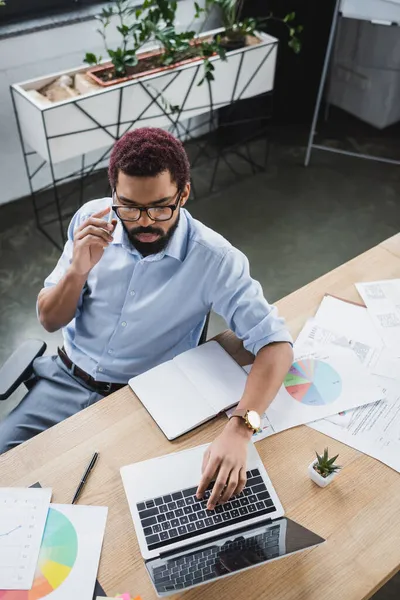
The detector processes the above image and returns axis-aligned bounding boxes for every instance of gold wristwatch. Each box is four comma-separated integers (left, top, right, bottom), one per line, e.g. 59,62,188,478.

229,409,261,434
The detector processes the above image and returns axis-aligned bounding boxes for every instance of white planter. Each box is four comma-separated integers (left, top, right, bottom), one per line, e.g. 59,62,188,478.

308,460,338,488
11,28,278,165
340,0,400,23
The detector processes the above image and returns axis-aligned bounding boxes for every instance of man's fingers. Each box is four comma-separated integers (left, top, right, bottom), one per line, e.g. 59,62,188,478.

80,235,109,250
75,225,113,243
208,469,231,509
219,471,240,504
91,207,111,219
196,457,219,499
76,216,114,234
233,468,247,497
201,449,210,474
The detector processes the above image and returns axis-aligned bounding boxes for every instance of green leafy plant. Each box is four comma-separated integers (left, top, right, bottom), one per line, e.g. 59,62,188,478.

203,0,303,54
84,0,184,79
314,448,341,478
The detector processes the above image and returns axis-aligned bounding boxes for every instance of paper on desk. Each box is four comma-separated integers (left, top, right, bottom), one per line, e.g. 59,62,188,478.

299,294,400,472
371,350,400,381
314,295,384,350
356,280,400,355
295,317,382,371
228,345,384,438
309,380,400,473
0,487,51,590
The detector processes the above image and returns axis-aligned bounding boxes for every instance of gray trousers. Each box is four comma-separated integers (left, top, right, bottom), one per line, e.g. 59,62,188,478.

0,355,104,455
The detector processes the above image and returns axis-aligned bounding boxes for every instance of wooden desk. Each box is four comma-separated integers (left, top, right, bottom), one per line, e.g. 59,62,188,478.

1,234,400,600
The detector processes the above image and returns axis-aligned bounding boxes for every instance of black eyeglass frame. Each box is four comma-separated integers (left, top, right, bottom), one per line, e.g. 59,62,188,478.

112,189,182,222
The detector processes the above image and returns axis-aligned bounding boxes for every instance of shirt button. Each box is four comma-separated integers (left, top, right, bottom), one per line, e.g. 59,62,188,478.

108,349,114,355
130,290,135,296
98,366,104,372
121,321,127,327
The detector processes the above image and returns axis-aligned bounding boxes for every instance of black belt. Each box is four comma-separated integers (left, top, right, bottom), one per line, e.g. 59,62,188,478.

58,347,126,396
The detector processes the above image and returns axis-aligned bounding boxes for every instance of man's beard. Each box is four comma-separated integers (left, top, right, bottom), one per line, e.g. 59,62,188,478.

123,212,180,256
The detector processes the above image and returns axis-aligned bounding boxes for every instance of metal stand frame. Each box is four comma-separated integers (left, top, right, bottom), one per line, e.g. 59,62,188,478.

305,0,400,168
11,41,276,250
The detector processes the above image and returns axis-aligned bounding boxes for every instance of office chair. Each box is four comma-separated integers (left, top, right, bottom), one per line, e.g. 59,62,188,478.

0,315,211,401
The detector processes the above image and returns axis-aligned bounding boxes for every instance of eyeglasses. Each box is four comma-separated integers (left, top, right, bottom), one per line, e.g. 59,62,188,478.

112,190,182,222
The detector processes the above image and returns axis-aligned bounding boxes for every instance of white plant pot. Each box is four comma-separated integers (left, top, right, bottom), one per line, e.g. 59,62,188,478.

11,28,278,165
340,0,400,23
308,460,338,488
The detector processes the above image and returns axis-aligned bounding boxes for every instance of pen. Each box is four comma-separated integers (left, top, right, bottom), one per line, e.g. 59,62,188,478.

71,452,99,504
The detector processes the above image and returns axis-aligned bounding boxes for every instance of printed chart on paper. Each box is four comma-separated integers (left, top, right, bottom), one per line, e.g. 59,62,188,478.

0,488,51,590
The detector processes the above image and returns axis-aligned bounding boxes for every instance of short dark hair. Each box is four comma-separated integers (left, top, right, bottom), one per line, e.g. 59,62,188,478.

108,127,190,191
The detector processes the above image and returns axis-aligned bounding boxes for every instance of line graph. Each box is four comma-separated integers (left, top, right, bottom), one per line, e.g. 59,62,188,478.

0,526,22,538
0,488,51,590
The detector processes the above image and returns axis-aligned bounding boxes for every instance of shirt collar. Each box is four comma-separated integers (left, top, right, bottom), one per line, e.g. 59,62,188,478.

111,209,188,262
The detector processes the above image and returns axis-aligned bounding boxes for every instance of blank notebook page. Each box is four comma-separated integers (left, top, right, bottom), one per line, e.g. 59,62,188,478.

129,361,216,439
174,341,247,414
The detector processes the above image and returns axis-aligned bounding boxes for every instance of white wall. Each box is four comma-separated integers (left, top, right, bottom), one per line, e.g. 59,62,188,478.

0,1,218,205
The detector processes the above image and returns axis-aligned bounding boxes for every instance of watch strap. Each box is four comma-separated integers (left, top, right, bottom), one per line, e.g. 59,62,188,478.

230,408,247,419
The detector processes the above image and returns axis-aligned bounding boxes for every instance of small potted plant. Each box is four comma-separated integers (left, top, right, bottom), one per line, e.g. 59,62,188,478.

308,448,341,488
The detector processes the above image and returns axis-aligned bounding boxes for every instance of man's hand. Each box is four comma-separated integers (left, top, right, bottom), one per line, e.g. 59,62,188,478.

71,207,116,276
196,418,252,510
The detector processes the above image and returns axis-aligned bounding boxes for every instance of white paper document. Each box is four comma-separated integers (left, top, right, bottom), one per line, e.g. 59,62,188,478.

229,345,384,440
309,383,400,473
0,487,51,590
0,503,108,599
315,295,384,350
356,280,400,354
264,346,383,433
295,317,381,371
372,350,400,381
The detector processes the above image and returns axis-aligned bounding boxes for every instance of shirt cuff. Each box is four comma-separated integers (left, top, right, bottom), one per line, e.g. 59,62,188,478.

245,330,293,356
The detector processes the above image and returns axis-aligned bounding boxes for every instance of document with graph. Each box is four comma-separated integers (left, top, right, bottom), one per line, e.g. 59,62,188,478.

0,487,51,590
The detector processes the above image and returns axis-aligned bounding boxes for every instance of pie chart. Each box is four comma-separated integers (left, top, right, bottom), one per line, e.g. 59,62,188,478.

0,508,78,599
284,359,342,406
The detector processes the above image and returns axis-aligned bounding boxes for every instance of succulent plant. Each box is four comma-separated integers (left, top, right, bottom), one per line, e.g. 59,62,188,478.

314,448,341,478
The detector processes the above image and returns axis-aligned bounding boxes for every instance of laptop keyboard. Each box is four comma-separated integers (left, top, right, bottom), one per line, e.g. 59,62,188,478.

137,469,276,551
151,524,280,593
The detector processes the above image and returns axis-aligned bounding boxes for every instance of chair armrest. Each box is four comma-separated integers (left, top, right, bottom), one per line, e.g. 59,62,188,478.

0,339,47,400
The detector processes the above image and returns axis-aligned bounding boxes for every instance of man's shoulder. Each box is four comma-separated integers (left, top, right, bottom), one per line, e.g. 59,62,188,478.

185,210,233,260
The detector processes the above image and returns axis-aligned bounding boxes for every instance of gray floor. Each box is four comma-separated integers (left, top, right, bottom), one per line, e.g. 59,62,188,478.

0,138,399,598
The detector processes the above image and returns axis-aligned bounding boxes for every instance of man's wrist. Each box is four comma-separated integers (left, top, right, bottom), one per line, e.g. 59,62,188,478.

226,416,254,440
67,264,89,282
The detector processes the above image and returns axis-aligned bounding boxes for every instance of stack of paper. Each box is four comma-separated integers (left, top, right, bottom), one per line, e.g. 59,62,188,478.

356,280,400,356
0,490,108,600
227,330,384,440
299,293,400,473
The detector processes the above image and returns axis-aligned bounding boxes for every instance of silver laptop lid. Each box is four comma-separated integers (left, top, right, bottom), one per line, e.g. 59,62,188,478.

146,518,325,597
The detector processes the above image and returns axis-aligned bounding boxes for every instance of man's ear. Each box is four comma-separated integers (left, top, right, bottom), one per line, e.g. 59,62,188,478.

180,183,191,207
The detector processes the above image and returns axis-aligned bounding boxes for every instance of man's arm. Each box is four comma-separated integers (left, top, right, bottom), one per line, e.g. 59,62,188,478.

38,269,88,333
38,207,115,332
197,248,293,509
197,343,293,509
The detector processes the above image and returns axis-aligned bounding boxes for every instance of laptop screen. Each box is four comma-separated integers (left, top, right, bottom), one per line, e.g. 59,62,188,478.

146,518,324,596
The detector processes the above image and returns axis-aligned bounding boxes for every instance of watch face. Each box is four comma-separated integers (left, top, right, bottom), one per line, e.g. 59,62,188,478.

247,410,261,430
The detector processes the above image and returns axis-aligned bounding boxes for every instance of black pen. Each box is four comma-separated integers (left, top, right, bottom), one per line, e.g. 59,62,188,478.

71,452,99,504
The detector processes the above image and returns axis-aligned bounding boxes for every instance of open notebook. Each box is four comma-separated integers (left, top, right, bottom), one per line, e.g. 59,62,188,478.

129,341,247,440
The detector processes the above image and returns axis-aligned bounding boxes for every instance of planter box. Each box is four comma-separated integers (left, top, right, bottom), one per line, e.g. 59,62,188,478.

11,28,278,165
308,460,338,488
340,0,400,23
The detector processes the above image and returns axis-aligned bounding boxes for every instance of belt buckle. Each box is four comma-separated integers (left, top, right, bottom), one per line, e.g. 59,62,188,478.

104,382,113,393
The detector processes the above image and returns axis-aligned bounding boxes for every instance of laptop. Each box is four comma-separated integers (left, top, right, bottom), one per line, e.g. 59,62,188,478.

121,442,325,596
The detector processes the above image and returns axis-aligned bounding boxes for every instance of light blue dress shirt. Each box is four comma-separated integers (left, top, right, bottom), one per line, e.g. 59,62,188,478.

43,198,292,383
